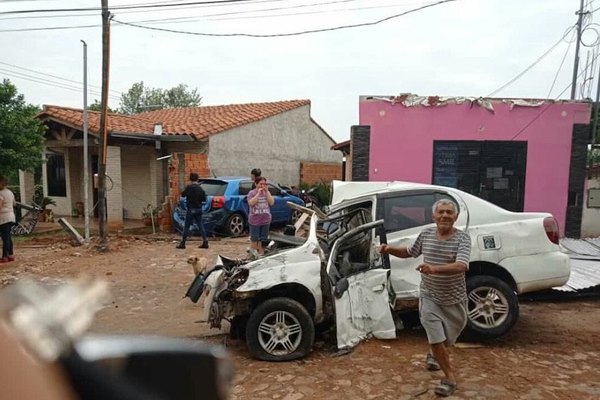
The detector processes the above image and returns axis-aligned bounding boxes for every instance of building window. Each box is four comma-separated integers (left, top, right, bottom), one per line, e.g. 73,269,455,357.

47,153,66,197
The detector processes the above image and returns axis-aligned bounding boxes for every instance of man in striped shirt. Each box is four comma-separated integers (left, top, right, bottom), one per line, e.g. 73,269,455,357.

379,199,471,397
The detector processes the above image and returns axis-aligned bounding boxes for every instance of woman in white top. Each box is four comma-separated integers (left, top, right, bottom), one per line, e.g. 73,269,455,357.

0,175,16,263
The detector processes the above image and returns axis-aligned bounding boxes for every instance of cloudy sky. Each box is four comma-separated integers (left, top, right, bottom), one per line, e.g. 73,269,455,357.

0,0,593,142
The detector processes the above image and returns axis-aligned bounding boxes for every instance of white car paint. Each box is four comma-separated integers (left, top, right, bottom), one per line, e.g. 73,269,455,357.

192,181,570,361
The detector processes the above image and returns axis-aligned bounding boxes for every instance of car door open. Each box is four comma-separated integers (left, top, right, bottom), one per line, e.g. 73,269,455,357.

326,219,396,350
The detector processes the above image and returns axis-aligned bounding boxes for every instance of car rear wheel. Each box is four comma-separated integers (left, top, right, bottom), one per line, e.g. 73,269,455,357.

224,213,245,237
245,297,314,361
464,275,519,339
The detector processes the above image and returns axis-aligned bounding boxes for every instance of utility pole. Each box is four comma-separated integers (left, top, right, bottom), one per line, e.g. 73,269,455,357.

81,40,90,242
571,0,585,100
97,0,111,249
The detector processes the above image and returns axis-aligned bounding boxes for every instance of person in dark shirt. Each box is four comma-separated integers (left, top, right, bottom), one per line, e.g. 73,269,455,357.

250,168,261,189
176,172,208,249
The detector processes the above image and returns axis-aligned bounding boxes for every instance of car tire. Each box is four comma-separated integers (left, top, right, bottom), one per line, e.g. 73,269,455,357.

245,297,315,361
224,213,245,237
464,275,519,339
290,209,303,225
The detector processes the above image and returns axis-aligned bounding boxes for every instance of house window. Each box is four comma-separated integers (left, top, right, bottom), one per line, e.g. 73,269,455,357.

47,153,66,197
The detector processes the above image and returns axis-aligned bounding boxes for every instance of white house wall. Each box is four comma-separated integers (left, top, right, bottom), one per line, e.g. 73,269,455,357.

582,178,600,237
208,105,341,185
120,145,158,219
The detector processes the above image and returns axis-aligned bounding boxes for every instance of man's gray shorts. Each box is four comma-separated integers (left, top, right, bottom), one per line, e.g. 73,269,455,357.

419,297,467,345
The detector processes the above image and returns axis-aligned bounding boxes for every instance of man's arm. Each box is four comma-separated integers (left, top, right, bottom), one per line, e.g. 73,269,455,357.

418,262,468,275
378,244,412,259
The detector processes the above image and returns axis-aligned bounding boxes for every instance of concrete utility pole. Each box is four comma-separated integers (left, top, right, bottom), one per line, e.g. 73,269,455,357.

97,0,111,249
571,0,585,100
81,40,90,242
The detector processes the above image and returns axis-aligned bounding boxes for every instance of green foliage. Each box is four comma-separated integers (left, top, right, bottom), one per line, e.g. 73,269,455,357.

88,99,115,113
118,82,202,114
0,79,46,175
299,181,332,206
31,184,55,209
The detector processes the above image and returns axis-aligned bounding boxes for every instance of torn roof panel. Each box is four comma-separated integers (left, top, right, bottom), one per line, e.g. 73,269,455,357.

360,94,590,113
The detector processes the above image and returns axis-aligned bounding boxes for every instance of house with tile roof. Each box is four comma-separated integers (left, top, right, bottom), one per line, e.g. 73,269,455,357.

21,100,341,231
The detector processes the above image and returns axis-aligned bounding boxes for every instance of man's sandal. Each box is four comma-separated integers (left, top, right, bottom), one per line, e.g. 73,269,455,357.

434,379,457,397
426,353,441,371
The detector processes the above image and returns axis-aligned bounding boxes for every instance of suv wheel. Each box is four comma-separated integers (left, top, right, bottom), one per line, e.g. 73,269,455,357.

245,297,314,361
464,275,519,339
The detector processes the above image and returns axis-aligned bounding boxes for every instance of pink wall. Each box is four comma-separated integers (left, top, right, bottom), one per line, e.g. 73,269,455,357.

359,97,592,235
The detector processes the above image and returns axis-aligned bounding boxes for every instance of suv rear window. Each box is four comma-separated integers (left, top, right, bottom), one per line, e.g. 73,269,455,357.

199,180,227,196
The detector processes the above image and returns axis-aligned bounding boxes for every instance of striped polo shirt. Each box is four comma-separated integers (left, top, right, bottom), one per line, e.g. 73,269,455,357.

407,226,472,305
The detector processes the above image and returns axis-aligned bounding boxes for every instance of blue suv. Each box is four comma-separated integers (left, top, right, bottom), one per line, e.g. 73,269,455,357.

172,177,305,237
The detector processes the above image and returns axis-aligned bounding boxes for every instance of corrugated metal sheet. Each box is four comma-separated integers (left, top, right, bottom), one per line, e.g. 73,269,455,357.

554,238,600,292
554,258,600,291
561,238,600,257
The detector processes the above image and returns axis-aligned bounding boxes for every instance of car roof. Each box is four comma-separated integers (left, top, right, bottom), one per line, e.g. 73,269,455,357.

199,177,250,183
331,180,450,205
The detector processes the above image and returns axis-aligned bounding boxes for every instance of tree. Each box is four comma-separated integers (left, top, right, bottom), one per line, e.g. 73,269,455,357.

88,99,115,113
0,79,46,176
118,81,202,114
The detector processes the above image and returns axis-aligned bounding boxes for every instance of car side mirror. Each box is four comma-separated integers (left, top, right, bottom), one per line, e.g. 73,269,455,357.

280,190,287,196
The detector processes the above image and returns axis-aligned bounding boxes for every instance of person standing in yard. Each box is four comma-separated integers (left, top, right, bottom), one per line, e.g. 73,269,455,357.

378,199,471,397
176,172,208,250
0,175,16,264
247,176,274,255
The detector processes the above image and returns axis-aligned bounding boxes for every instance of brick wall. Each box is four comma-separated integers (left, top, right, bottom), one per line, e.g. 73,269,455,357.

163,152,211,233
299,162,342,185
168,152,211,198
565,123,591,238
350,125,370,181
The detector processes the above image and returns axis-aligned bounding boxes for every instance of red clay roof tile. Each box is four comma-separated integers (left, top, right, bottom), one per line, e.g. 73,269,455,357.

38,100,311,140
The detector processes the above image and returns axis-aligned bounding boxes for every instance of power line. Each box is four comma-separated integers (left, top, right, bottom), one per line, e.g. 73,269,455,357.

0,68,121,100
487,25,576,97
510,49,600,141
0,0,280,15
0,60,123,96
112,0,458,38
547,33,575,98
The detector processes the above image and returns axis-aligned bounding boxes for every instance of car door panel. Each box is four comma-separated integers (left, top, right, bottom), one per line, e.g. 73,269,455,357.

326,219,396,350
334,269,396,349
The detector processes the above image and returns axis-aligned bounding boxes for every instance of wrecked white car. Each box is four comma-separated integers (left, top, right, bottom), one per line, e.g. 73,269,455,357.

186,181,570,362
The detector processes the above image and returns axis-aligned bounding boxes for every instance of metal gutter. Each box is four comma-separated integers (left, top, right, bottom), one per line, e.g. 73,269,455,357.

109,132,195,142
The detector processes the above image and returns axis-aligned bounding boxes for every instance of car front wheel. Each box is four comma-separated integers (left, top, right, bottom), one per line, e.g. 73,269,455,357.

245,297,314,361
464,275,519,339
224,213,245,237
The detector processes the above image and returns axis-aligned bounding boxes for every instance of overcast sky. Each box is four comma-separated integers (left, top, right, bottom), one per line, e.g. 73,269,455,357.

0,0,593,142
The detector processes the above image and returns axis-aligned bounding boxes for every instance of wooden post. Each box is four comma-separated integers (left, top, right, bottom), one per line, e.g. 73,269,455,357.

97,0,111,250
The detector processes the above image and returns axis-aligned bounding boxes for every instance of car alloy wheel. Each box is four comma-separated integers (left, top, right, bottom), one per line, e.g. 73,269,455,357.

225,213,245,237
465,275,519,339
291,210,302,224
245,297,314,361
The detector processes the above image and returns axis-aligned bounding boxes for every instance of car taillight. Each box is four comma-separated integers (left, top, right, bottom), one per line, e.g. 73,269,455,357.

543,217,560,244
211,196,225,209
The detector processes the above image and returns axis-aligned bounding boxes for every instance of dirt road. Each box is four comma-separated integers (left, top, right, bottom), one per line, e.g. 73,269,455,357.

2,233,599,399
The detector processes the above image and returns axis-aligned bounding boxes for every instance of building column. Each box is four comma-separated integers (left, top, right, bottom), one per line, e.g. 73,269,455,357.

18,170,35,204
105,145,123,232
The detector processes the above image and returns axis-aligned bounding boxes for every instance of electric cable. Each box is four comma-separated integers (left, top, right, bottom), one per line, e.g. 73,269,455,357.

0,60,123,96
111,0,457,38
487,25,577,97
511,49,600,141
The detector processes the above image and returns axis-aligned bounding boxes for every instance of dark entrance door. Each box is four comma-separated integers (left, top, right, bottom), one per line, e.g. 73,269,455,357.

432,141,527,212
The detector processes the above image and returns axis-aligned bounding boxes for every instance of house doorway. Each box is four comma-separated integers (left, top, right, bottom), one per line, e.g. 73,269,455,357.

432,141,527,212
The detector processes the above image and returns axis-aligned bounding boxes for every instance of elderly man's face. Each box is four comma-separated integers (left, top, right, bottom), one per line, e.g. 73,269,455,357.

433,203,458,230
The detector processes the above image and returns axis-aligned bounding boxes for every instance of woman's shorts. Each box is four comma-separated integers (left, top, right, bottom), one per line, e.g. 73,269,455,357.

249,224,269,242
419,297,467,345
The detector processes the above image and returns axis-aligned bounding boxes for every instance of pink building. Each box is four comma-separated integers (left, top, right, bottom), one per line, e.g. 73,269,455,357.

351,95,592,237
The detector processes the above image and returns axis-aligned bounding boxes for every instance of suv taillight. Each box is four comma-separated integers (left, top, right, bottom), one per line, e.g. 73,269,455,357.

211,196,225,209
543,217,560,244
